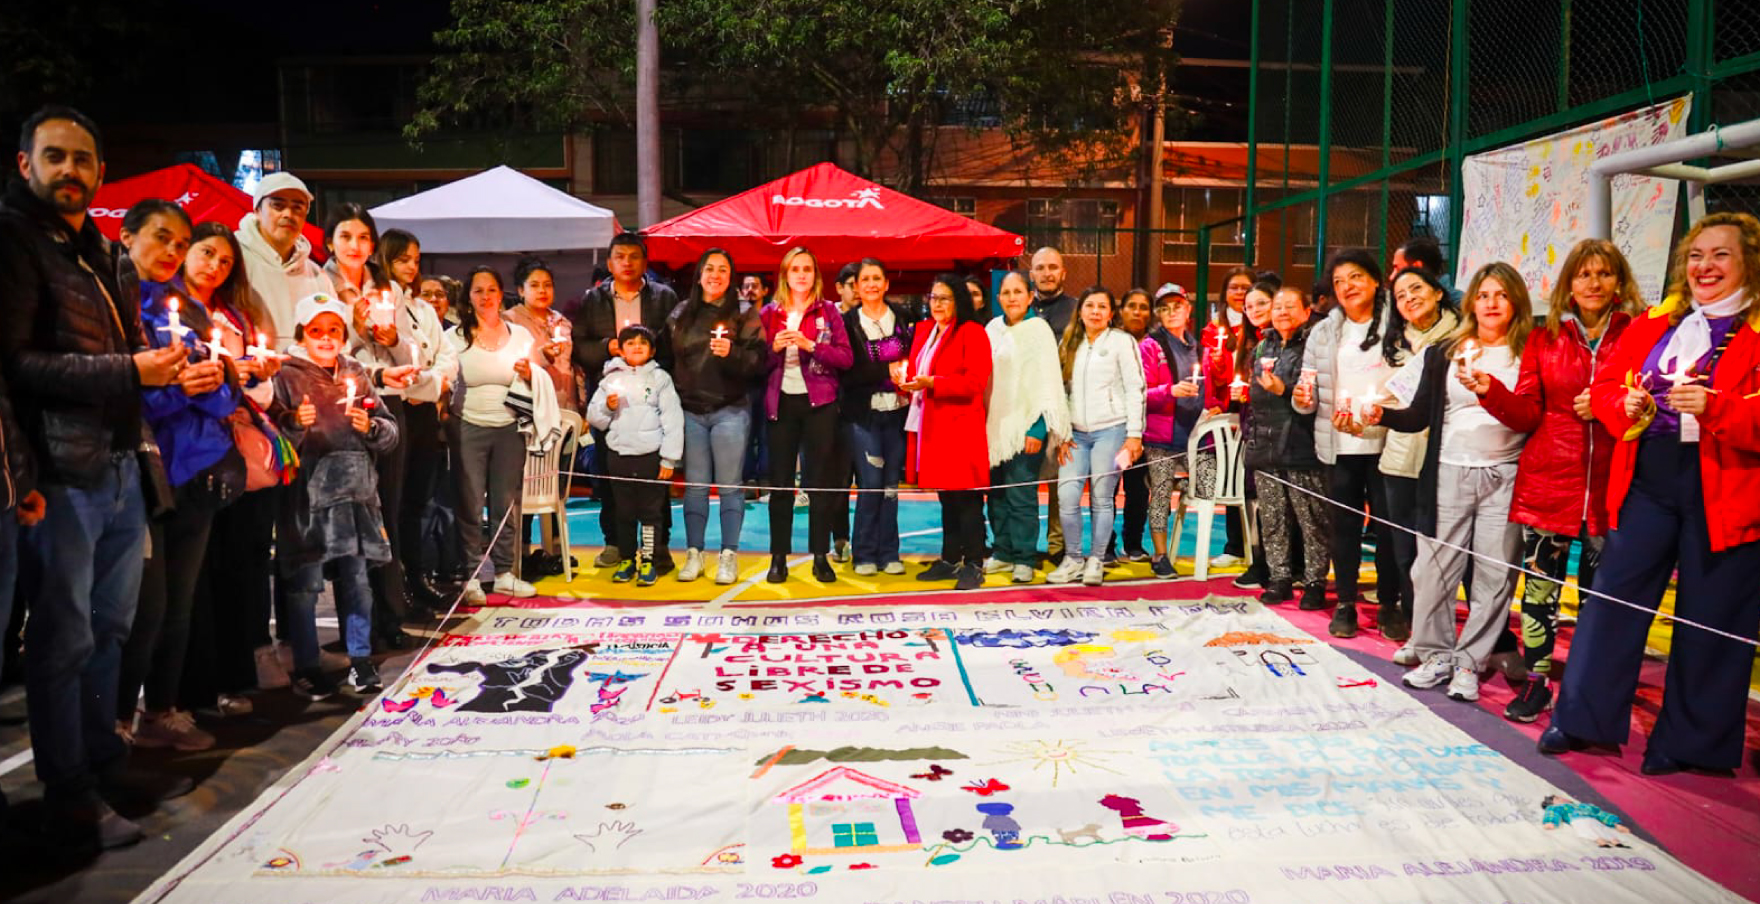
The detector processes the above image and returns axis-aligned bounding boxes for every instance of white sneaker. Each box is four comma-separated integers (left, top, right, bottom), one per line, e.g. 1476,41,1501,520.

715,550,740,584
492,573,536,598
1210,553,1244,568
1047,556,1083,584
254,644,290,690
1392,643,1419,667
854,563,877,576
1011,564,1035,583
883,561,906,575
678,548,704,582
1446,666,1480,702
1403,653,1454,689
463,582,487,604
982,557,1011,574
1081,556,1105,586
832,539,851,563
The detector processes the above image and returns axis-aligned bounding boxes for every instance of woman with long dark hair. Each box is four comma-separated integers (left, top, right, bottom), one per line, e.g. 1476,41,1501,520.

842,258,915,576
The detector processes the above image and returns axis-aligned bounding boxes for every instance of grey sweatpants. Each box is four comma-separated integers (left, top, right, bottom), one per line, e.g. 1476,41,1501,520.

456,420,525,581
1410,462,1522,670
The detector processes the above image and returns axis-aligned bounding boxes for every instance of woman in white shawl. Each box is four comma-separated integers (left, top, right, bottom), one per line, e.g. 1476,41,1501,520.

983,270,1072,583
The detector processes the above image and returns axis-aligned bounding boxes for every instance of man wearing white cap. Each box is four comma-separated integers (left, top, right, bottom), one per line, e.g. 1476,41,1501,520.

235,172,330,350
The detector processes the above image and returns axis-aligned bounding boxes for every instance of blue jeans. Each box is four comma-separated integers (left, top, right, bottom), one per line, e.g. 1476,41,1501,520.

848,410,906,566
1057,423,1127,560
24,456,147,799
682,405,750,551
285,556,373,669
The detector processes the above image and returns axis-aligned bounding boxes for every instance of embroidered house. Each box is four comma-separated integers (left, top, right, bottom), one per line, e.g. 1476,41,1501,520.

773,767,923,855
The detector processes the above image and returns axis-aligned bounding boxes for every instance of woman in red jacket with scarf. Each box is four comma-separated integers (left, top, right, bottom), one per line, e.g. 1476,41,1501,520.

901,274,993,591
1541,213,1760,775
1478,239,1638,723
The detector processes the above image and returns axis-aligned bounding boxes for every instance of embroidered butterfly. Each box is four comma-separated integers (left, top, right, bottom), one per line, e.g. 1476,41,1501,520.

910,764,953,782
961,778,1010,797
381,697,417,714
430,689,460,708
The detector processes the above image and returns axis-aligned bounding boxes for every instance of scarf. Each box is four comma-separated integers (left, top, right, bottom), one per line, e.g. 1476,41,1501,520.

1659,289,1747,441
905,323,948,434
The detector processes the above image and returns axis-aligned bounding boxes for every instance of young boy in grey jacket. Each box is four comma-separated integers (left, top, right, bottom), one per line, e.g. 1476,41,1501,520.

586,325,683,586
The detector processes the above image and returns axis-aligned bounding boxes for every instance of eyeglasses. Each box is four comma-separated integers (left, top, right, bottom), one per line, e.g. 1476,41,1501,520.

419,289,448,299
928,292,957,303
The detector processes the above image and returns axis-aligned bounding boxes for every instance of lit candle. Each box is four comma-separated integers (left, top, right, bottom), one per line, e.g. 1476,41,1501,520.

247,331,275,359
1453,338,1482,373
1298,366,1317,388
711,324,729,342
1259,356,1277,376
1336,389,1353,415
339,376,357,409
1229,371,1250,400
159,296,187,339
370,289,395,329
552,325,567,344
1189,362,1202,384
209,326,231,360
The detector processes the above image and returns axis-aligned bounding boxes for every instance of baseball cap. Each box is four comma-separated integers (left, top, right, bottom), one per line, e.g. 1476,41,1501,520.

254,172,314,208
294,292,350,328
1155,282,1188,300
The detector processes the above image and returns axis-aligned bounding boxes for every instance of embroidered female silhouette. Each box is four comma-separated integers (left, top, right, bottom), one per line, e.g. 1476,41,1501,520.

1098,794,1178,841
425,648,591,712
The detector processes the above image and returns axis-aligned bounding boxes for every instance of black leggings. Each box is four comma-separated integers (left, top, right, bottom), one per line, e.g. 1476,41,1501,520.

1325,454,1395,602
186,486,278,703
119,502,214,717
768,393,840,556
938,490,986,566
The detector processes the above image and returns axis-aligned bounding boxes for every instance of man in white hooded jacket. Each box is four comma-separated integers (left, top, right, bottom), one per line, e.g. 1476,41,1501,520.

235,173,330,350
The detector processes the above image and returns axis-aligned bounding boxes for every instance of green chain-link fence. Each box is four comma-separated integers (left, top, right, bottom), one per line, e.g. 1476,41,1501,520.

1197,0,1760,304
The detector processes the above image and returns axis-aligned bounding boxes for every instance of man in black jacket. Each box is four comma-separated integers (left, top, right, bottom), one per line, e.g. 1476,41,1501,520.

0,106,188,850
1029,246,1078,561
571,233,678,570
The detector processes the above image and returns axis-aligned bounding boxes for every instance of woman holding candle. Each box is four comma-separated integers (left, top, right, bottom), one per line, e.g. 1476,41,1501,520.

1291,248,1399,638
1113,289,1156,563
1204,279,1277,585
506,256,580,413
842,258,916,577
116,201,242,750
983,270,1069,584
667,248,768,584
759,247,854,584
1049,288,1146,586
1138,285,1204,578
1541,213,1760,774
1472,241,1637,722
1248,286,1331,606
1374,266,1462,645
448,267,542,603
1360,262,1533,704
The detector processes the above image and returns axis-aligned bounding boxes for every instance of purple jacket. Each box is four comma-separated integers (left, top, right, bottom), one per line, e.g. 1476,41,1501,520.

759,300,853,418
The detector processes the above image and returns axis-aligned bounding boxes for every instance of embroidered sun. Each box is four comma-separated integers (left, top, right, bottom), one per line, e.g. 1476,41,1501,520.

989,739,1125,787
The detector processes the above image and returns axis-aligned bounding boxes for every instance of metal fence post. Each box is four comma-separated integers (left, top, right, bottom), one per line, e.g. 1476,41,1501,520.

1316,0,1336,256
1195,224,1212,322
1378,0,1394,261
1446,0,1471,265
1245,0,1261,267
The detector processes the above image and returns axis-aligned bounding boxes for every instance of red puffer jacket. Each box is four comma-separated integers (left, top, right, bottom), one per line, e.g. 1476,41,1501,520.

1479,313,1631,537
1590,300,1760,553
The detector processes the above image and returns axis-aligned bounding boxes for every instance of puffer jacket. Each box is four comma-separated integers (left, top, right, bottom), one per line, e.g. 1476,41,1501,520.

0,365,36,511
138,280,239,487
0,180,145,488
1293,302,1397,464
1142,327,1203,450
1245,325,1321,471
1481,312,1631,537
271,353,398,573
586,358,685,467
667,295,767,414
1378,308,1460,479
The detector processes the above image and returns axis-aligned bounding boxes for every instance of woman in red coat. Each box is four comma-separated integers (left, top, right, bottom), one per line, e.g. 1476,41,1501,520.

1541,213,1760,775
900,274,993,590
1477,239,1639,723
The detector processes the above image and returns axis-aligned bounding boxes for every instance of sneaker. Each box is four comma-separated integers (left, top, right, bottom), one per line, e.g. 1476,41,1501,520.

1379,608,1412,643
916,560,959,582
1232,562,1268,589
883,561,906,575
1299,583,1328,610
954,564,983,591
637,560,658,586
678,548,704,582
853,562,877,576
1123,548,1151,563
462,582,487,604
715,550,740,584
216,694,253,717
1046,556,1083,584
493,572,537,598
1328,603,1360,638
1210,553,1243,568
1259,581,1294,604
832,539,852,563
1082,556,1105,586
1403,653,1454,689
1446,666,1480,702
982,557,1012,574
1100,550,1118,567
1504,677,1553,723
611,560,637,583
347,659,382,694
595,546,622,567
1012,564,1036,583
254,644,290,690
291,668,338,701
1391,642,1420,666
1150,555,1176,578
133,709,216,752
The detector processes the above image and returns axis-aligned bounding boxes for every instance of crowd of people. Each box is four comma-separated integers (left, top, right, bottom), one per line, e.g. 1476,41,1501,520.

1,103,1757,854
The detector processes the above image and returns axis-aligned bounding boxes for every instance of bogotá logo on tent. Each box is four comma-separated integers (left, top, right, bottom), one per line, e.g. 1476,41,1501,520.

771,187,884,210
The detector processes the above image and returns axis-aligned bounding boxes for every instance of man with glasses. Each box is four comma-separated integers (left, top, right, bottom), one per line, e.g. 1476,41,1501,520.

235,172,330,350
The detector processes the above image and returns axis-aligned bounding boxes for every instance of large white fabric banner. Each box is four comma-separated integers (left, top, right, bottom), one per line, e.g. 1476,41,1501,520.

134,599,1749,904
1456,97,1692,311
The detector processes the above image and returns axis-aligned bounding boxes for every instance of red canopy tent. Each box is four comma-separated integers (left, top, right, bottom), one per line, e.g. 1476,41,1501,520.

90,163,327,261
641,162,1022,276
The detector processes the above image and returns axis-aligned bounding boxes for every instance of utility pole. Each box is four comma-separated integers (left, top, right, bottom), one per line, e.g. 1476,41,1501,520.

636,0,661,228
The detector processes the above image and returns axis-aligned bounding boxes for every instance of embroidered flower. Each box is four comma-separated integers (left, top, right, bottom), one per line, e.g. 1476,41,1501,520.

771,853,803,869
941,828,974,843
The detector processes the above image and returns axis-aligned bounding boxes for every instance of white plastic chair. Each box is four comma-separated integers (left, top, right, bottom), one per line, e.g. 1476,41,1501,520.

521,409,583,583
1168,413,1258,581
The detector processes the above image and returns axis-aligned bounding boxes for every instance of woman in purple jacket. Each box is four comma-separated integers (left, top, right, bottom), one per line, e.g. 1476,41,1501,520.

759,247,854,584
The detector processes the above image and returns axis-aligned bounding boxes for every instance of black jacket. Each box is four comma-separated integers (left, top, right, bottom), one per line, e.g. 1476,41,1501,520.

1032,291,1078,340
840,303,915,423
0,365,36,510
1375,344,1456,538
1244,326,1320,472
666,295,767,414
0,180,145,488
570,277,678,391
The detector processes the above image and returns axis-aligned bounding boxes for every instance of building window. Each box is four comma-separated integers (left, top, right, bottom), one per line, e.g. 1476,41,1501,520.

831,822,879,848
932,197,976,217
1027,199,1119,255
595,131,637,195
